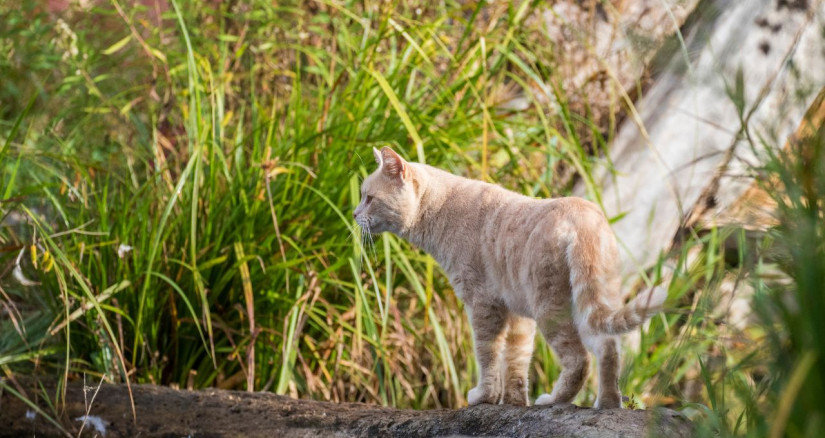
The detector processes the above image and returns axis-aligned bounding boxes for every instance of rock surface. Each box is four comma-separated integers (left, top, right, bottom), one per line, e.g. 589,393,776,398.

0,381,692,438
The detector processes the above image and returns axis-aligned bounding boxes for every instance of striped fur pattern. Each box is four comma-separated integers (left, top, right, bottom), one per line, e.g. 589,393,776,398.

353,147,666,409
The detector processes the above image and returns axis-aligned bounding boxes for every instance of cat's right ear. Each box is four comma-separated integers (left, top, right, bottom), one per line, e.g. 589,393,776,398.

380,146,409,182
373,147,383,168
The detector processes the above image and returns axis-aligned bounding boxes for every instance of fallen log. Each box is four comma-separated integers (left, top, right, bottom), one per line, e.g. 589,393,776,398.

0,381,692,438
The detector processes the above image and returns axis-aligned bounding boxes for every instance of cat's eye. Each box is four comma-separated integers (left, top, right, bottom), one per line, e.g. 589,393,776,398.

365,195,373,203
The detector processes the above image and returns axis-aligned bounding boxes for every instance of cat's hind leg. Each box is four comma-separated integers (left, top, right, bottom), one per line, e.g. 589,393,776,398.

466,301,508,406
501,315,536,406
583,334,622,409
534,322,590,406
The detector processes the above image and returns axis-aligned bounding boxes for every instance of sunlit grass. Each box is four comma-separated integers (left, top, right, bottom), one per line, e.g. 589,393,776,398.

0,0,577,409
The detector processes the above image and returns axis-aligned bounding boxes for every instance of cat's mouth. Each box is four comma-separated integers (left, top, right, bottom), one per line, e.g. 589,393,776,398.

355,216,372,233
356,216,386,235
355,216,383,259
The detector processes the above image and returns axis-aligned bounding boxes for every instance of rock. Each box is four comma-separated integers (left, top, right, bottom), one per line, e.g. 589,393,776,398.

0,380,692,438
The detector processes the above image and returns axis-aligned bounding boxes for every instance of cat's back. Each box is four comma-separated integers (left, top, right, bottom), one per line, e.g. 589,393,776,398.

493,191,605,227
415,163,607,232
534,197,612,243
546,196,605,222
484,195,612,264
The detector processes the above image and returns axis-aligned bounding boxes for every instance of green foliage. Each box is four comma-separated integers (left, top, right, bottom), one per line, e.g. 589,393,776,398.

0,0,580,409
754,100,825,438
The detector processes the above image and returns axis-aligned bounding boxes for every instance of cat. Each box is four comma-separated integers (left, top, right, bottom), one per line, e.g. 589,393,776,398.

353,146,667,409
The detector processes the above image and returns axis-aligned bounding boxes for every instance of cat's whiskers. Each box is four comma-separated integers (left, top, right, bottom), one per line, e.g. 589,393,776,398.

355,220,367,271
361,224,370,270
365,222,378,262
353,216,377,272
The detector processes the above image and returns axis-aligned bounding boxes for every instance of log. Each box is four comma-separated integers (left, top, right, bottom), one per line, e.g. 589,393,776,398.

0,381,692,438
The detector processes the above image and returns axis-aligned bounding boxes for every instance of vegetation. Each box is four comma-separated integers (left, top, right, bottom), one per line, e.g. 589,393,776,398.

0,1,823,437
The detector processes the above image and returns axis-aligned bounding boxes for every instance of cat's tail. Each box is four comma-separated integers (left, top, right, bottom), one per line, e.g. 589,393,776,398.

564,213,667,335
580,286,667,335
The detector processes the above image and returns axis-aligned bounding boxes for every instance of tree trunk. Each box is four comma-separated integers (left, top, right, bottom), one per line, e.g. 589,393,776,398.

573,0,825,281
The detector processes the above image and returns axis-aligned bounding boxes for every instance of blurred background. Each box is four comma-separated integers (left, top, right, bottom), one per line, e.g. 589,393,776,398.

1,0,824,436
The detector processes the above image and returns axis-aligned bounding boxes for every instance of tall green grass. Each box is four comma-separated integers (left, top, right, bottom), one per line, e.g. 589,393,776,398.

0,0,586,409
1,2,823,437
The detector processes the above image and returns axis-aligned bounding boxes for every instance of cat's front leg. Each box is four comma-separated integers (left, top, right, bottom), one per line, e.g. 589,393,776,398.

466,301,508,406
501,315,536,406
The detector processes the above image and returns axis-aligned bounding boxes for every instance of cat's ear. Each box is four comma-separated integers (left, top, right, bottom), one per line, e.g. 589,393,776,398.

373,147,383,167
380,147,409,181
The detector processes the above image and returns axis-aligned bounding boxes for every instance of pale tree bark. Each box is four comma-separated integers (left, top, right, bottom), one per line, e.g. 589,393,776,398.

572,0,825,283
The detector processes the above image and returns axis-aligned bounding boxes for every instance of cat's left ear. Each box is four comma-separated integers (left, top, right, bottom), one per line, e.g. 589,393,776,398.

380,147,410,182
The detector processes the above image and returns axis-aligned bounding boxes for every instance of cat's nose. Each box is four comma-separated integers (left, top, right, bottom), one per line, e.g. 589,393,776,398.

352,212,357,219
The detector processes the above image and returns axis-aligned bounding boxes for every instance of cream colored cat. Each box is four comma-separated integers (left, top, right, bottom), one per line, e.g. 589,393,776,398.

353,147,666,409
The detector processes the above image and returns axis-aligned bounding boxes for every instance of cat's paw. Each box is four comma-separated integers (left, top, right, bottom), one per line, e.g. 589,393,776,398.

501,377,528,406
467,386,497,405
467,387,485,405
502,393,528,406
594,396,622,409
534,393,556,406
502,387,528,406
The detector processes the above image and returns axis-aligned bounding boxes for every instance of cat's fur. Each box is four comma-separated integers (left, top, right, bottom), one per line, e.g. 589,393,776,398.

353,147,666,409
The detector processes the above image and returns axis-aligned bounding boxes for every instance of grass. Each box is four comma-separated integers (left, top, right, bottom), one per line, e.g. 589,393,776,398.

1,0,824,436
0,0,575,409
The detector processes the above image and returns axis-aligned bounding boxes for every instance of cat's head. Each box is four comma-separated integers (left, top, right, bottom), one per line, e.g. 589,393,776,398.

353,147,419,235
